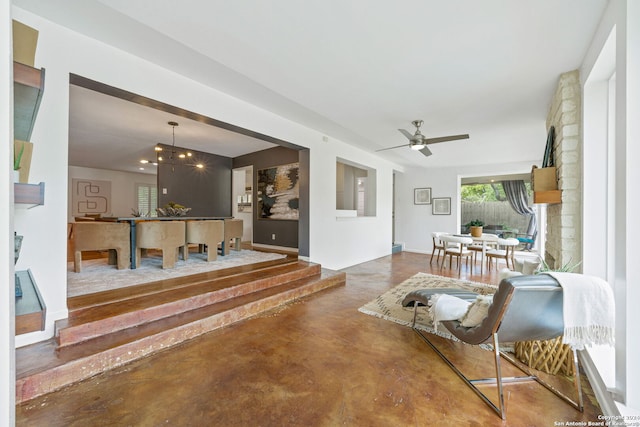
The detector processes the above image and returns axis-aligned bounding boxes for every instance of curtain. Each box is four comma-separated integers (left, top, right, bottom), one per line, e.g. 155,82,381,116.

502,180,537,247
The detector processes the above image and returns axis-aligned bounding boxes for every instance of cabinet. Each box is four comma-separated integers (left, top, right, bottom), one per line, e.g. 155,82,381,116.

15,270,46,335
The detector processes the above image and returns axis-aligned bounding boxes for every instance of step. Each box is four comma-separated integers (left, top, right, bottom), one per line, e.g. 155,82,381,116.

16,266,345,404
56,261,319,347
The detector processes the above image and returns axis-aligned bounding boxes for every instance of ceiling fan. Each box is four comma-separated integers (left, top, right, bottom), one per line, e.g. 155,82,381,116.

376,120,469,157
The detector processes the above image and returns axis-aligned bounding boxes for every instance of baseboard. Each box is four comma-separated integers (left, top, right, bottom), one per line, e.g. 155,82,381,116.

579,350,621,417
251,243,299,255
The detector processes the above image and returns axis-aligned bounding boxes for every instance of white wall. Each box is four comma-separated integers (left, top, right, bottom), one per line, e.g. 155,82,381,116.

2,0,16,421
10,6,399,350
394,160,538,254
68,166,157,220
580,0,640,416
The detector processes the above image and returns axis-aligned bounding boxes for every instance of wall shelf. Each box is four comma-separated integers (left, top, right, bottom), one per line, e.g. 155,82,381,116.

534,190,561,205
14,61,45,142
15,269,46,335
15,182,45,207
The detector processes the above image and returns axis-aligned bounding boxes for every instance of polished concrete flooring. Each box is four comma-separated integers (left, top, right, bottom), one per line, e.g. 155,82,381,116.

16,251,602,426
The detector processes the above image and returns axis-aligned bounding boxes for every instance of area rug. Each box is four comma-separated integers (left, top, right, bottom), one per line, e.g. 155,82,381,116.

67,250,287,297
358,273,498,343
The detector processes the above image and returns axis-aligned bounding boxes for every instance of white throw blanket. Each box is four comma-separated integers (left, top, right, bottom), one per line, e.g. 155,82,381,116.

544,272,615,350
429,294,470,331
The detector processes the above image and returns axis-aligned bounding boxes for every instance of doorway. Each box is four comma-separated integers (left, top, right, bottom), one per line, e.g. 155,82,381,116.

232,166,253,244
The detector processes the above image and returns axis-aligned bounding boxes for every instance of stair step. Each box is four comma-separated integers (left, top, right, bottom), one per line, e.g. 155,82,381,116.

56,262,320,347
66,255,297,310
16,264,345,404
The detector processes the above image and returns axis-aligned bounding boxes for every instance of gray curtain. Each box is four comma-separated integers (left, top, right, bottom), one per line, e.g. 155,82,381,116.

502,180,537,246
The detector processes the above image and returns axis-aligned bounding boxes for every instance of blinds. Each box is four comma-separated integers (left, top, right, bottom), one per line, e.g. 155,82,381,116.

136,184,158,217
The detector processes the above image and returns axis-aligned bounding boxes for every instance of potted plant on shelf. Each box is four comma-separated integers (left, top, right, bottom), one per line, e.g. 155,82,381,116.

465,219,485,237
13,143,24,182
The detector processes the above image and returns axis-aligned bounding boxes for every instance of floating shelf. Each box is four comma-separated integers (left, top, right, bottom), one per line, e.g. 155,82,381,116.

15,269,46,335
534,190,562,205
15,182,45,207
14,61,45,142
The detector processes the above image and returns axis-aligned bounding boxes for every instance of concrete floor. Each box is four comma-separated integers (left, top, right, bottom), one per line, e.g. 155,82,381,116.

16,251,601,426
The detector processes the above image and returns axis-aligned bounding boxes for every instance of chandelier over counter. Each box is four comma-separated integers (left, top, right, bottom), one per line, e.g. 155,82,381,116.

140,121,204,171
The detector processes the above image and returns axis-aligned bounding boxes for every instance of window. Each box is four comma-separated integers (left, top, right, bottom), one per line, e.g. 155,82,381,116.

336,158,376,217
136,183,158,217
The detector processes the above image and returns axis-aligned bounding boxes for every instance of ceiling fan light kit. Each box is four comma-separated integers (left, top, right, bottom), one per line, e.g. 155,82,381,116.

376,119,469,157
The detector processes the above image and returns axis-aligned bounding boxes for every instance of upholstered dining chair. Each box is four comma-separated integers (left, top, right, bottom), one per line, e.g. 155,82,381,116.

136,221,186,269
221,219,243,256
401,274,585,420
185,220,224,262
430,232,450,266
440,235,474,275
485,237,519,271
72,222,130,272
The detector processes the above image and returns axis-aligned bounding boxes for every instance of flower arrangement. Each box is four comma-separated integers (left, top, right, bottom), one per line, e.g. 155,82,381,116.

156,201,191,217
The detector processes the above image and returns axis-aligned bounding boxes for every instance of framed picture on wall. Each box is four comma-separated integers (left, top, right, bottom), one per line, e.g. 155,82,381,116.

432,197,451,215
413,187,432,205
257,162,300,220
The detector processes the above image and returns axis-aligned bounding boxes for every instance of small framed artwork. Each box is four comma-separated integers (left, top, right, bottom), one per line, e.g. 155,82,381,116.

414,187,432,205
432,197,451,215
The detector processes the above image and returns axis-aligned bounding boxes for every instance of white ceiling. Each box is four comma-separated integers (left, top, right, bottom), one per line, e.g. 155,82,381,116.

17,0,608,173
68,85,278,174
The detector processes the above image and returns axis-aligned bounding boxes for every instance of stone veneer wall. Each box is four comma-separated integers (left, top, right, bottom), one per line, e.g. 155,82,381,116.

544,70,582,270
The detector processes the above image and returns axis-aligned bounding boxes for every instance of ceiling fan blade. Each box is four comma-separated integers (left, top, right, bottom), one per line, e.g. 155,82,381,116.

398,129,414,139
419,146,432,157
424,134,469,144
375,143,409,152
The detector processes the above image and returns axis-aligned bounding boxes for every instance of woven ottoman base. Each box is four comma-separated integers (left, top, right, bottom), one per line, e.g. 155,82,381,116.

514,336,575,376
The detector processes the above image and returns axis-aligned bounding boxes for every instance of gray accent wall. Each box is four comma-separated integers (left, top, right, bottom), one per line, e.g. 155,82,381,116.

233,146,308,254
157,144,232,217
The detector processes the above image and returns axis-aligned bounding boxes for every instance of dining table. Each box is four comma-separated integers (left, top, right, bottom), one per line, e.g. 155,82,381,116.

101,216,230,269
455,233,499,275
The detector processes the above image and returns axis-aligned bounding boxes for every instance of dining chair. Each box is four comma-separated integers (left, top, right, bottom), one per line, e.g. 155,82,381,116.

72,222,131,272
185,220,224,262
136,221,186,269
486,237,520,271
430,232,450,266
441,235,474,275
467,233,499,266
221,219,243,256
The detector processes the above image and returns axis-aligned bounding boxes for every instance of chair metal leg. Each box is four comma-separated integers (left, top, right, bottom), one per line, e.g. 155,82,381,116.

412,328,584,420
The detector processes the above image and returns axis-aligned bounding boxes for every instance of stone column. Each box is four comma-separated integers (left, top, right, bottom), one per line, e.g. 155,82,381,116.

544,70,582,270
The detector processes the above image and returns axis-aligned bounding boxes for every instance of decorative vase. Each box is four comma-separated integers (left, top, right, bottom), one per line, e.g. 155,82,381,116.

13,170,20,183
470,226,483,238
